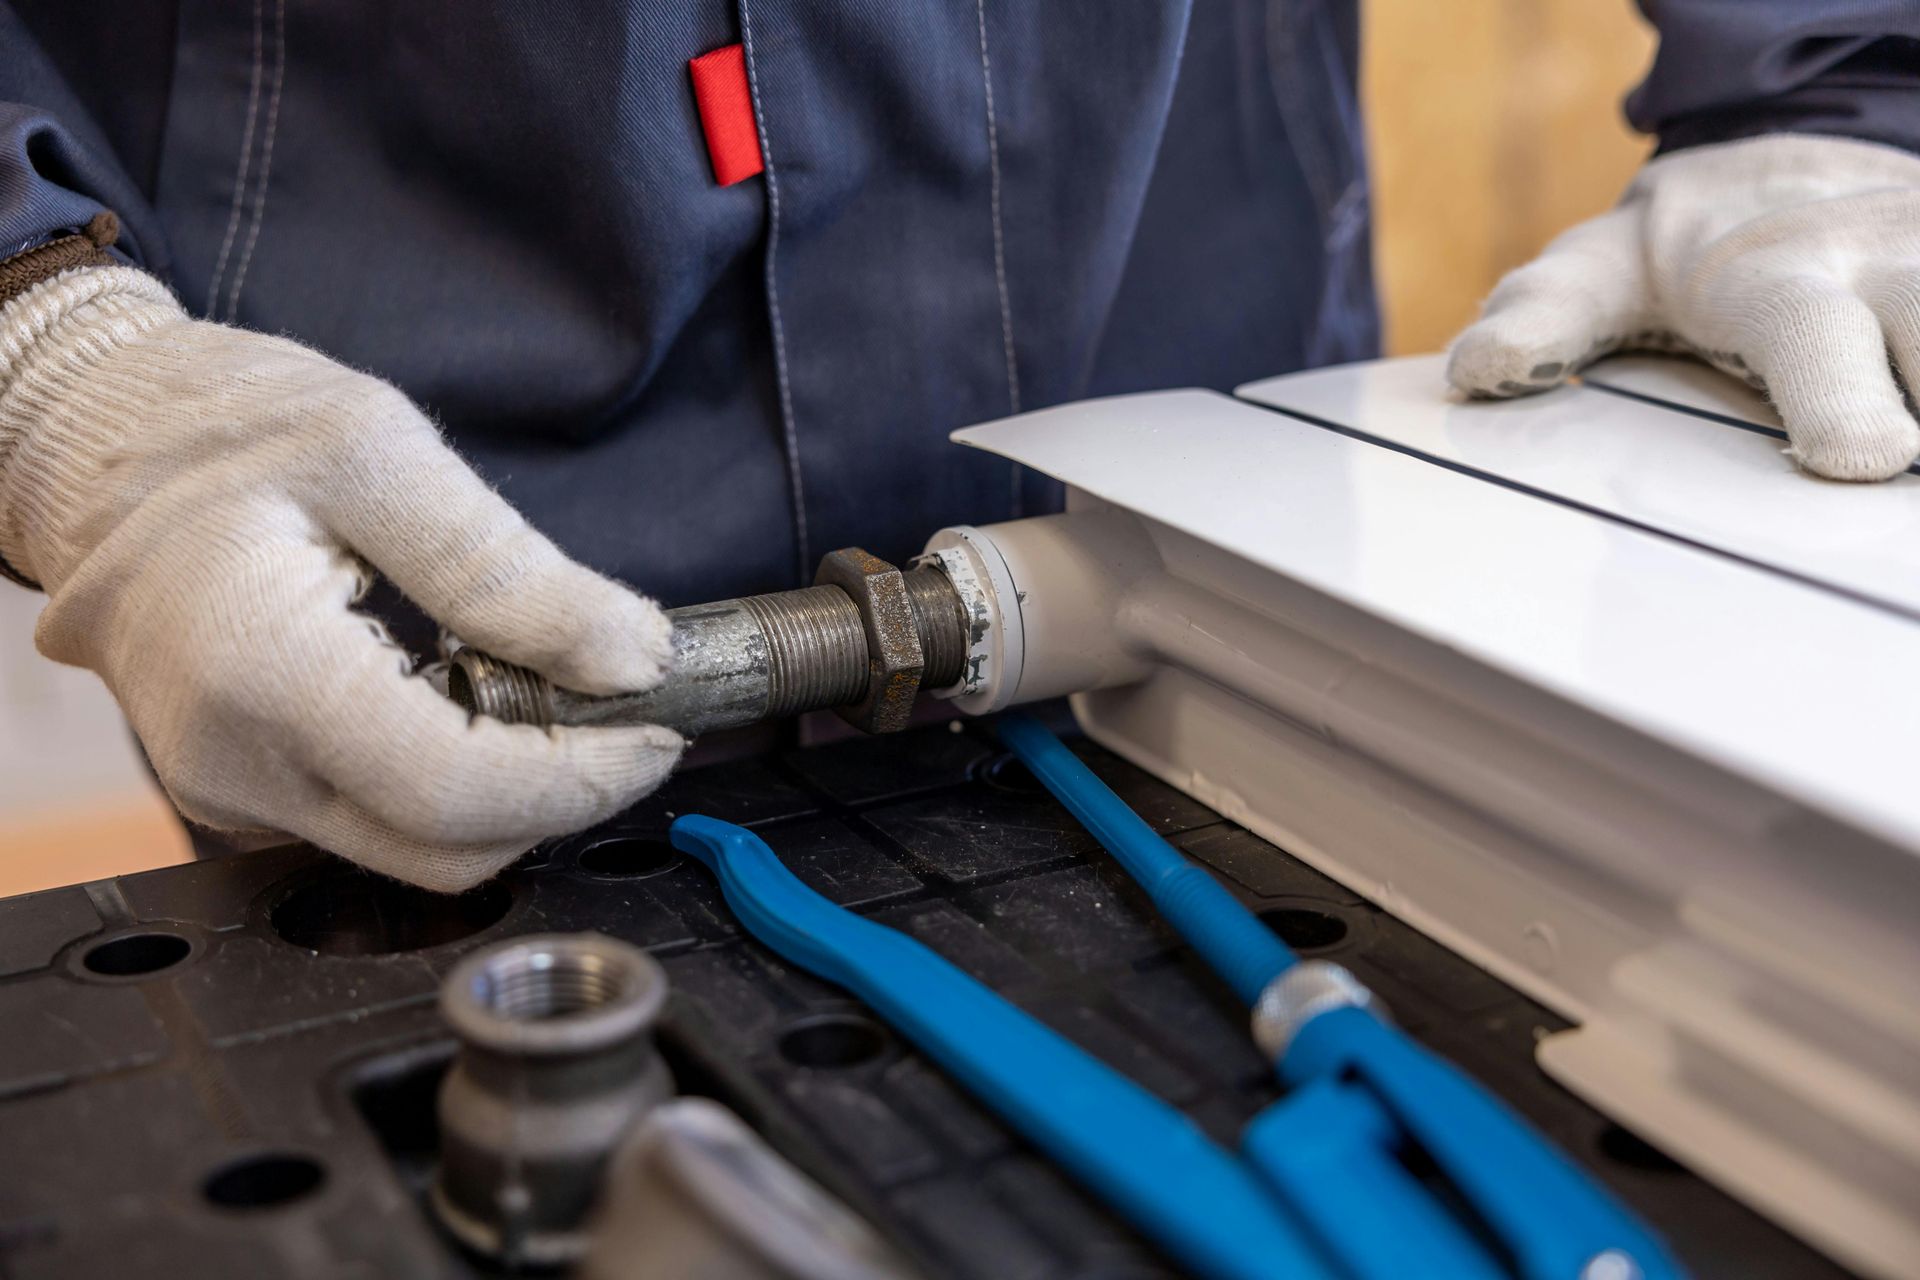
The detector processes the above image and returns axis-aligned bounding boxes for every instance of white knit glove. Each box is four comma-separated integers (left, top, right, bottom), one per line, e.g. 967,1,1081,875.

0,267,682,892
1449,134,1920,481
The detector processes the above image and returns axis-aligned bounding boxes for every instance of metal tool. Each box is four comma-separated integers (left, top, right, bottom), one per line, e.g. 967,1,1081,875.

995,713,1686,1280
448,548,969,737
432,933,675,1266
667,814,1341,1280
580,1097,920,1280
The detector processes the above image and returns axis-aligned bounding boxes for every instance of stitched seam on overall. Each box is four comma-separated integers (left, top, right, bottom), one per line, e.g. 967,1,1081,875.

207,0,268,312
738,0,810,582
224,0,287,321
975,0,1026,518
975,0,1020,419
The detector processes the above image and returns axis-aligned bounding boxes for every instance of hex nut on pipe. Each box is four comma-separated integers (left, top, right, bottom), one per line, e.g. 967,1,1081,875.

814,547,925,734
432,933,674,1267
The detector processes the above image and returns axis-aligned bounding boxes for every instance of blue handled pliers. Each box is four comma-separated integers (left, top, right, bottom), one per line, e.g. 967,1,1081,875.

996,712,1685,1280
669,718,1686,1280
670,812,1340,1280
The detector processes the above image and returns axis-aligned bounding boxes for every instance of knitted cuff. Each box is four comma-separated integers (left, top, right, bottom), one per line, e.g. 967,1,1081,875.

0,265,187,589
0,212,124,310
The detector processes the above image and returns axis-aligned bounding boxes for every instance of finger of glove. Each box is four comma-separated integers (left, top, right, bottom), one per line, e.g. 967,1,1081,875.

286,800,533,894
1448,207,1649,398
315,391,672,695
290,603,683,846
1752,281,1920,482
1863,267,1920,418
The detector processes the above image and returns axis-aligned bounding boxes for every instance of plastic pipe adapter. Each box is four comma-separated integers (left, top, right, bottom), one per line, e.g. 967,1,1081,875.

919,506,1159,715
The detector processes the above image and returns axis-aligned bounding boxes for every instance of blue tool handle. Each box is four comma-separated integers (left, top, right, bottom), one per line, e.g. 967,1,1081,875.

997,714,1687,1280
1282,1008,1687,1280
1242,1077,1508,1280
996,713,1295,1004
668,814,1337,1280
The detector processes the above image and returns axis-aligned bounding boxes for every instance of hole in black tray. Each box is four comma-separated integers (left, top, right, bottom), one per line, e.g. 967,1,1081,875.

202,1153,327,1209
82,930,192,976
271,869,511,956
1259,907,1349,951
977,753,1046,795
575,835,679,879
778,1013,890,1069
353,1053,448,1176
1596,1123,1683,1174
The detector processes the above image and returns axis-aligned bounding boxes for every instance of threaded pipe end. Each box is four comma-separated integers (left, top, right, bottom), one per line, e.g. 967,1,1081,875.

449,648,554,725
905,564,968,690
740,585,868,718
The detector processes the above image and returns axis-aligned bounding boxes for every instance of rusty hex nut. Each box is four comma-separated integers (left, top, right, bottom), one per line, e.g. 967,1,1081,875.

813,547,925,733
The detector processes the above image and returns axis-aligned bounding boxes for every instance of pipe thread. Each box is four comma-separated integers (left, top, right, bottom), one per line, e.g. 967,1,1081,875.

740,585,869,717
472,950,634,1023
448,556,971,732
906,565,968,689
448,648,552,726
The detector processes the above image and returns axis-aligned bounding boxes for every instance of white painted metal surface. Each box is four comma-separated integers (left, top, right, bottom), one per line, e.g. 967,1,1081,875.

1238,353,1920,620
941,359,1920,1280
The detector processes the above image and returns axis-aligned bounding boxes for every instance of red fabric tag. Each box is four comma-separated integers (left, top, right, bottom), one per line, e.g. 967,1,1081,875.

688,44,764,187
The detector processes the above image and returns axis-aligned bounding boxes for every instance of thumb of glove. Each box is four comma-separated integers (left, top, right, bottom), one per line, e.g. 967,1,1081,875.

1448,206,1651,398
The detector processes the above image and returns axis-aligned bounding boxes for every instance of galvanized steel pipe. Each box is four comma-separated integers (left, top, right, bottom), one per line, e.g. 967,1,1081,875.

448,559,968,737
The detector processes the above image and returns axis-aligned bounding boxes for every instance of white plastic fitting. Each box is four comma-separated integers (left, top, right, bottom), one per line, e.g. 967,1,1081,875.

920,507,1158,715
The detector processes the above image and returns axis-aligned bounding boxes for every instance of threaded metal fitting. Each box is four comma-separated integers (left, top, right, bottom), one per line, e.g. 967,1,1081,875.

432,933,674,1267
447,550,969,737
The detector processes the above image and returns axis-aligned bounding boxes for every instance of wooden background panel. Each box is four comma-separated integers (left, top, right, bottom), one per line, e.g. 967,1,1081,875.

1364,0,1656,355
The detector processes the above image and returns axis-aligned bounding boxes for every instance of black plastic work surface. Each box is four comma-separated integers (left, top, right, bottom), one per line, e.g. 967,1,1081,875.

0,720,1849,1278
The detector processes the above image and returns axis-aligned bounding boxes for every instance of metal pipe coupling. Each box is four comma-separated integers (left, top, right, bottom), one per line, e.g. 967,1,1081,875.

447,549,969,736
431,933,674,1267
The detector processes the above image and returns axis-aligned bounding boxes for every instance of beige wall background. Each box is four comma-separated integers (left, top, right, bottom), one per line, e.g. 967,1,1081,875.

0,586,191,897
0,2,1662,899
1365,0,1656,355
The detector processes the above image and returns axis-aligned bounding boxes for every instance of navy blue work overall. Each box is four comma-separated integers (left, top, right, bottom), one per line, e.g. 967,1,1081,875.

3,1,1916,607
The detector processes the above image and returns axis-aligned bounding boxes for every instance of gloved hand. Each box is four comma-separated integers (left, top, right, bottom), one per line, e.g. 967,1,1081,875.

0,267,682,891
1449,133,1920,481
